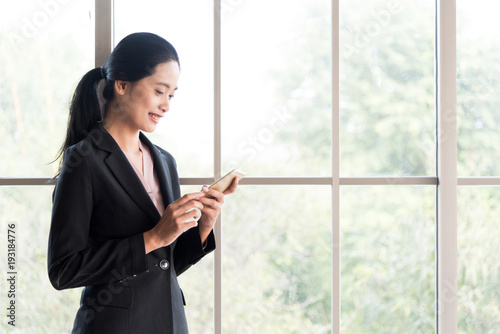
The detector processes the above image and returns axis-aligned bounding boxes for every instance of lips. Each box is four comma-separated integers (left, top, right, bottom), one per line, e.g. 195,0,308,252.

148,113,162,123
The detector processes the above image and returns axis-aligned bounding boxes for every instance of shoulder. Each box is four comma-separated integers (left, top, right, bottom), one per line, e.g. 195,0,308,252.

55,138,95,191
65,136,94,155
61,137,95,170
59,126,117,178
62,124,120,165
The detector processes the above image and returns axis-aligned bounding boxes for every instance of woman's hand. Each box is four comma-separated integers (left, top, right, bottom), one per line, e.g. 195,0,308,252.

197,178,239,244
143,178,239,253
143,192,205,254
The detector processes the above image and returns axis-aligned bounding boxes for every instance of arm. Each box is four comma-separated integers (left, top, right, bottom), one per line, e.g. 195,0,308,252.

173,226,216,276
47,146,148,290
173,179,239,275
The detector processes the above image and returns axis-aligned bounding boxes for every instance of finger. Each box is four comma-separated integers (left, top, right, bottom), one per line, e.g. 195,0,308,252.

183,198,205,209
200,207,220,221
223,178,239,195
175,208,201,226
199,196,223,210
180,191,205,205
184,207,202,222
172,191,204,209
202,186,224,203
173,201,204,223
181,219,199,231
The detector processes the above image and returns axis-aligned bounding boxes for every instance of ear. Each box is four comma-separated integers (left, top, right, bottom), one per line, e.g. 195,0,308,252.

114,80,129,95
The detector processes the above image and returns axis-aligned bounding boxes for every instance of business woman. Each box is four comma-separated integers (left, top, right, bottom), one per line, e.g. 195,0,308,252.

48,32,237,333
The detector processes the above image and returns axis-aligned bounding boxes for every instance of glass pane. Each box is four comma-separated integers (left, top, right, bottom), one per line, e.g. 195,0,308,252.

0,1,94,177
0,187,81,333
457,1,500,176
178,185,214,334
458,187,500,333
341,186,435,332
114,0,214,178
222,186,332,332
221,0,332,176
340,0,435,176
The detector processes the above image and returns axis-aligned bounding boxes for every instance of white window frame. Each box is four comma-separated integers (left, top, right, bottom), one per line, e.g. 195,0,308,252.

3,0,500,333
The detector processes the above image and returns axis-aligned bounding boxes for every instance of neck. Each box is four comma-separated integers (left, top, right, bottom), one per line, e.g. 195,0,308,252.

103,117,141,155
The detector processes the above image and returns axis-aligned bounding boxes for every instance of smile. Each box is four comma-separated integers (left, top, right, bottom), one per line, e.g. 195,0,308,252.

149,113,162,123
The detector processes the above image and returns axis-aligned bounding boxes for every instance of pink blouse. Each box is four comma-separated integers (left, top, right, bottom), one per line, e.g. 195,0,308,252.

124,140,165,215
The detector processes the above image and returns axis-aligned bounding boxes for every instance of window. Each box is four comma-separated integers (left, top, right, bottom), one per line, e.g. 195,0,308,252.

0,1,94,332
222,186,332,332
457,0,500,332
457,0,500,177
341,186,436,332
340,0,435,177
114,0,214,177
221,0,332,176
0,0,94,177
457,188,500,332
1,0,498,333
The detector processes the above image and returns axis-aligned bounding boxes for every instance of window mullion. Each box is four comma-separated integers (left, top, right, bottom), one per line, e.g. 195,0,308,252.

214,0,223,333
436,0,458,332
331,1,340,333
95,0,113,67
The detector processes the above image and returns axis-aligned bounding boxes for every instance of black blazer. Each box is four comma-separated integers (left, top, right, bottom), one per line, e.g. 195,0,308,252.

48,123,215,334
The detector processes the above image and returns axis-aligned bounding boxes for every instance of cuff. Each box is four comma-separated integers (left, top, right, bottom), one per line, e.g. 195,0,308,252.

129,233,149,275
202,229,216,254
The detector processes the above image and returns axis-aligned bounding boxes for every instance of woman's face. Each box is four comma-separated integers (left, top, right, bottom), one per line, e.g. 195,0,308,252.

113,61,180,133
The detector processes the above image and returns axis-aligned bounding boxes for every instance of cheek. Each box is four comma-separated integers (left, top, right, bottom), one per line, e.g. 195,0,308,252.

130,88,147,104
131,91,159,112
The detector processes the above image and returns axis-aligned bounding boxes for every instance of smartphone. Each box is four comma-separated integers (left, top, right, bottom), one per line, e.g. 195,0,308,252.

206,169,245,197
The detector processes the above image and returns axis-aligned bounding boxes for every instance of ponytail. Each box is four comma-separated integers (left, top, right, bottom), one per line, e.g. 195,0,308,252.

55,67,104,174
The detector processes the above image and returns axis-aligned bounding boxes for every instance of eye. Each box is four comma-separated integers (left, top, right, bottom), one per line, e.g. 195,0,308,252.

168,95,175,100
155,90,164,95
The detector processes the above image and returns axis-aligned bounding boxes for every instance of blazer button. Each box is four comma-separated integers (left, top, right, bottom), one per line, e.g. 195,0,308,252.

159,259,170,271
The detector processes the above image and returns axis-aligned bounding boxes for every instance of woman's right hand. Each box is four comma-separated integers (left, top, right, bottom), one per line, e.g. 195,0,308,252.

143,192,204,254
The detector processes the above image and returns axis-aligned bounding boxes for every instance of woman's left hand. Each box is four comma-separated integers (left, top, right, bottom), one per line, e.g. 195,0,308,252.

197,178,239,243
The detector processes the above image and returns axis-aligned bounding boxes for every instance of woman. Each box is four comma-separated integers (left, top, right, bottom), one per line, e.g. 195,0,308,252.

48,32,237,333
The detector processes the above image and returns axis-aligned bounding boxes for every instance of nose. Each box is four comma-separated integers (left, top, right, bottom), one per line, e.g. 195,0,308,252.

160,98,170,113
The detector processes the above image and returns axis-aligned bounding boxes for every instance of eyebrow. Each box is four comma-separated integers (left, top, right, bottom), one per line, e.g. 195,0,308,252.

157,82,178,90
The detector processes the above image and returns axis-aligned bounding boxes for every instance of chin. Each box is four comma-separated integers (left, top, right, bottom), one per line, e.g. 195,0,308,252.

140,124,158,133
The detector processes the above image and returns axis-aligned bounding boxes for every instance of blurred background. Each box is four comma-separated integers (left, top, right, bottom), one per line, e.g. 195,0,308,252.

0,0,499,333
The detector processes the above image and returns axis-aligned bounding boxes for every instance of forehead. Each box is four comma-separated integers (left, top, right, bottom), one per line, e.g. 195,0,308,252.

147,61,180,85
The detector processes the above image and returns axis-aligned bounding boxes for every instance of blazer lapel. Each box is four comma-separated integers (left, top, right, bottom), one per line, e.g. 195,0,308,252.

91,124,161,224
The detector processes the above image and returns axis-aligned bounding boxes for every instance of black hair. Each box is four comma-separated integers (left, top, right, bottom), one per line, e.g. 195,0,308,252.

55,32,179,173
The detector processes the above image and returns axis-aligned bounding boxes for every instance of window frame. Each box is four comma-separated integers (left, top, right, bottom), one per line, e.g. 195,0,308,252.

3,0,500,333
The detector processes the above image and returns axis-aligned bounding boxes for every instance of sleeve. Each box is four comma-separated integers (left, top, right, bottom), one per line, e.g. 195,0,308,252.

157,145,216,276
47,146,148,290
173,225,216,276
